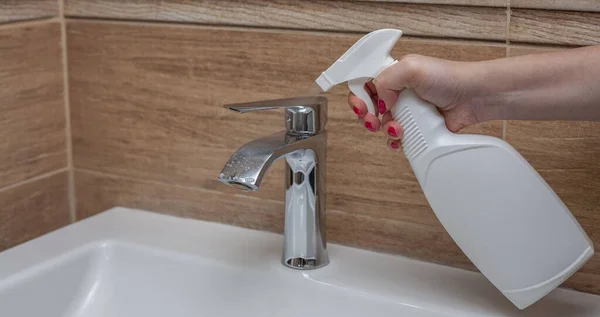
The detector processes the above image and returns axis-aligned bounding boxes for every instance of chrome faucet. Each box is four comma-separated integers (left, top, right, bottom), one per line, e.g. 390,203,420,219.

218,96,329,270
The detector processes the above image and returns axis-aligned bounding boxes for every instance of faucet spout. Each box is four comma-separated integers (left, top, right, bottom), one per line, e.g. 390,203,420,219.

218,131,326,192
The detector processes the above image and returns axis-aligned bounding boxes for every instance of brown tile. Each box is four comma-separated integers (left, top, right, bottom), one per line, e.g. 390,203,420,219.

68,22,505,228
510,9,600,46
0,0,58,23
65,0,506,41
0,22,67,188
75,169,285,232
0,171,70,252
506,121,600,171
328,209,474,270
563,263,600,295
511,0,600,12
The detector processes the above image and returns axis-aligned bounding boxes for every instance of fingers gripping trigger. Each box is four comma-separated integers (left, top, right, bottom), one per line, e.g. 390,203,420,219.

348,78,377,116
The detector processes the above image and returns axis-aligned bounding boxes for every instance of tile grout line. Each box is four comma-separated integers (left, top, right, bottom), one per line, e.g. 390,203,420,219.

0,17,60,29
59,0,77,223
64,17,507,46
0,168,69,193
506,0,511,47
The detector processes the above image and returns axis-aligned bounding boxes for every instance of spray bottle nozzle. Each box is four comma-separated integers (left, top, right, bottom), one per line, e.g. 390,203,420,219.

315,29,402,115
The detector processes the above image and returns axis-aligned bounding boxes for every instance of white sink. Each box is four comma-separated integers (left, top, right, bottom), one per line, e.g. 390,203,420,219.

0,207,598,317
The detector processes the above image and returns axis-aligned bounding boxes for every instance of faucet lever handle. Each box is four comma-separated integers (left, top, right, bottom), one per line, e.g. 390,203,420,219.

225,96,327,135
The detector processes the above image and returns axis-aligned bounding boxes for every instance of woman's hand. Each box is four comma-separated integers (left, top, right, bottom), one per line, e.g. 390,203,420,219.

348,54,482,151
349,45,600,151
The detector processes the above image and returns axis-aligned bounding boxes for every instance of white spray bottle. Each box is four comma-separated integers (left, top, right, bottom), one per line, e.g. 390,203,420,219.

316,29,593,309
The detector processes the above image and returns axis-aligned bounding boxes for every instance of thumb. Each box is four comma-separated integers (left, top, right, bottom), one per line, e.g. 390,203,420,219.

372,56,422,112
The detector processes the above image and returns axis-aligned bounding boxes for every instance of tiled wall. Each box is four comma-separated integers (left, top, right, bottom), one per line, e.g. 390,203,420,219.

1,0,598,296
0,2,71,252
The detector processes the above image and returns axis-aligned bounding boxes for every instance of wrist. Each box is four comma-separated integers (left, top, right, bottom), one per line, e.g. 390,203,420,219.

461,60,510,123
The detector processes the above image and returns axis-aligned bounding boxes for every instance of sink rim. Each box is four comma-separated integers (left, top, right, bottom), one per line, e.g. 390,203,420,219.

0,207,599,317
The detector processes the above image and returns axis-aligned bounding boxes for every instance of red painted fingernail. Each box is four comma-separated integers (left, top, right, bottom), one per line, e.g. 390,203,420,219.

391,142,399,149
378,99,386,115
388,127,398,137
352,106,362,116
365,122,376,132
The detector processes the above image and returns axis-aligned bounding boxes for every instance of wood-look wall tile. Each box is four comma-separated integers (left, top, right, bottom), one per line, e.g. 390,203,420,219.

68,21,505,229
510,9,600,46
328,209,474,269
0,22,67,188
506,120,600,171
65,0,507,41
75,169,285,231
0,0,58,23
0,172,70,252
505,47,600,295
511,0,600,12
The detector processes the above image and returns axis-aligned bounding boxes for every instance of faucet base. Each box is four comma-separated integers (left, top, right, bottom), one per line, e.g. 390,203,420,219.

283,257,329,270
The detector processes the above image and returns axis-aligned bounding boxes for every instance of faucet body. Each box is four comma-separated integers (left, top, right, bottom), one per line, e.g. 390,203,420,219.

218,97,329,269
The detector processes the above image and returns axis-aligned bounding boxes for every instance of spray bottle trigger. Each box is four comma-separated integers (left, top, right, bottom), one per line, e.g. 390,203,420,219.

348,77,376,116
